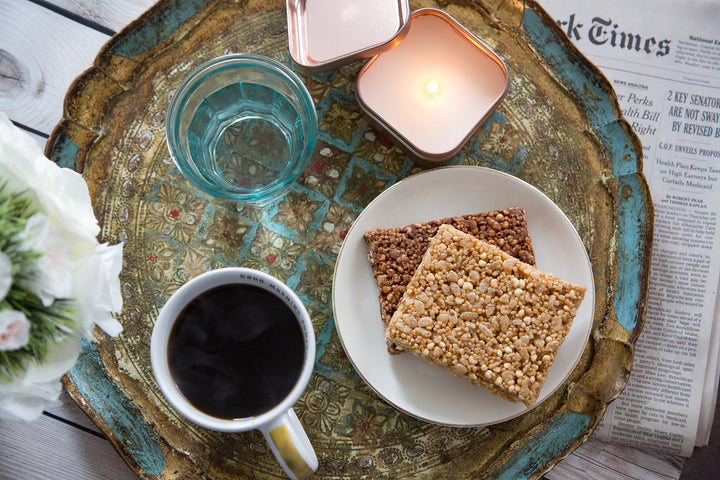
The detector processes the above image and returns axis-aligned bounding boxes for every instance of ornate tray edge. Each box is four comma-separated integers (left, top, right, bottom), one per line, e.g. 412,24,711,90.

490,4,652,478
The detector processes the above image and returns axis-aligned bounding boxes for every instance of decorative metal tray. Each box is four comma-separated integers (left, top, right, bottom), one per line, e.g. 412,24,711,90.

47,0,652,478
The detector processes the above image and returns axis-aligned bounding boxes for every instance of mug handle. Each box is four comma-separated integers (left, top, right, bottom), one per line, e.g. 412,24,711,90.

260,408,318,480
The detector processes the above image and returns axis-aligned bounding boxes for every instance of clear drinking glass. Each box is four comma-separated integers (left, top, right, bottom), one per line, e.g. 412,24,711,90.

166,54,318,203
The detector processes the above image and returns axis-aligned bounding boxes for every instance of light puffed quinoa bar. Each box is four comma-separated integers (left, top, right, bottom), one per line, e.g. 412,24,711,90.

385,225,586,406
364,208,535,354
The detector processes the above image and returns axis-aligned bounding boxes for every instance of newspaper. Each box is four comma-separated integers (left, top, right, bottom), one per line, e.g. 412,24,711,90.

539,0,720,457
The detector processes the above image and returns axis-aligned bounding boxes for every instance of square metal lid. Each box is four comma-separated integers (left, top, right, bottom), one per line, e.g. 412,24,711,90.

287,0,410,71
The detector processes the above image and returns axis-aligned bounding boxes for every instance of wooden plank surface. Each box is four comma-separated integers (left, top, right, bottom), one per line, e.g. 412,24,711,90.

0,0,712,479
0,407,136,480
49,0,154,32
548,438,683,480
46,391,104,434
0,0,111,134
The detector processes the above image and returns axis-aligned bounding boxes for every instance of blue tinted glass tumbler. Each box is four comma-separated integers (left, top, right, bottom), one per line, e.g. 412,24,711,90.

166,54,318,203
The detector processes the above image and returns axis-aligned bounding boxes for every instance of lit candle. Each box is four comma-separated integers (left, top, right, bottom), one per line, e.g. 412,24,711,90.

356,8,508,162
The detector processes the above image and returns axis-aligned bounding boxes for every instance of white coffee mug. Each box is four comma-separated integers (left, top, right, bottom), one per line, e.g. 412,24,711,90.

150,268,318,479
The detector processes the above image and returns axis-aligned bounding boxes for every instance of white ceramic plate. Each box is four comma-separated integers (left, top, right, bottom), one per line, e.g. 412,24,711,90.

332,166,594,426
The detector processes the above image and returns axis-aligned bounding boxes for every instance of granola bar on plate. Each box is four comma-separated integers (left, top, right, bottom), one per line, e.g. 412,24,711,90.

385,225,586,406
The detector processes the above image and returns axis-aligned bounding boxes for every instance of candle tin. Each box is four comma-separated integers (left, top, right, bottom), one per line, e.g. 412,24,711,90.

286,3,508,162
356,8,509,162
286,0,411,71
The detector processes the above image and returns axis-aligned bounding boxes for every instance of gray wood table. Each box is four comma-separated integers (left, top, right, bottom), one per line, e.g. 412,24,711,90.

0,1,714,478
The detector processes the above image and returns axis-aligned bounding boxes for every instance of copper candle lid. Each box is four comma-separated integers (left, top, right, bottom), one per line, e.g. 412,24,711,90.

286,0,411,71
356,8,509,162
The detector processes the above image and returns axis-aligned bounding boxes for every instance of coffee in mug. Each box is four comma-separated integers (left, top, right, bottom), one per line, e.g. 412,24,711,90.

168,283,305,419
151,268,317,479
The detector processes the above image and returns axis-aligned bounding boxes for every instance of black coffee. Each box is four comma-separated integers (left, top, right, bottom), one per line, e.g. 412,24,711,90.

167,283,305,420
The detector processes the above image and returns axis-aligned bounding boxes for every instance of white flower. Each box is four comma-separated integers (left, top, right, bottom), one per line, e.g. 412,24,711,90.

0,311,31,351
32,162,100,243
0,251,11,301
17,213,73,306
23,335,82,384
0,112,125,421
0,114,45,196
0,376,62,421
0,336,80,421
0,112,99,242
72,242,124,337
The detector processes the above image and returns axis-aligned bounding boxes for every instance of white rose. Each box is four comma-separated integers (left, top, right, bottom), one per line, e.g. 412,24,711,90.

23,335,82,383
0,251,11,301
0,327,81,421
0,377,62,421
0,310,31,351
0,321,83,422
32,159,100,243
0,113,42,196
72,242,124,337
17,213,74,306
0,112,125,421
0,112,99,242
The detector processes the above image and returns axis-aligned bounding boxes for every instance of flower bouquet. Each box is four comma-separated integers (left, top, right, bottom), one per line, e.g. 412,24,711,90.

0,112,123,421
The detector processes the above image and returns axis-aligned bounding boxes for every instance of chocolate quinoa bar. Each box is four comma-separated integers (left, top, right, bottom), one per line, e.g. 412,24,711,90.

385,225,586,406
363,208,535,354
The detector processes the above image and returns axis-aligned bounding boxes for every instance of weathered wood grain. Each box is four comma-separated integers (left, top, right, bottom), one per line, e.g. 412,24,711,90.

0,411,136,480
50,0,156,32
547,437,683,480
0,0,109,134
44,391,103,434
